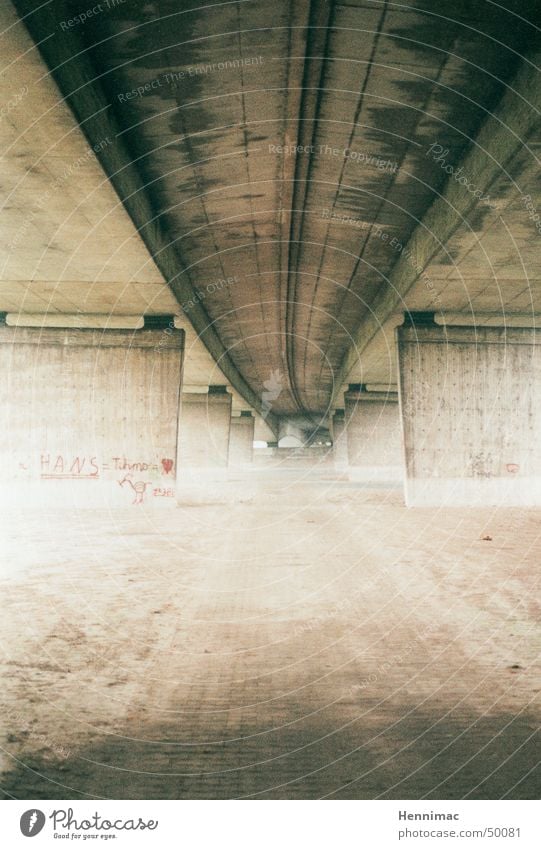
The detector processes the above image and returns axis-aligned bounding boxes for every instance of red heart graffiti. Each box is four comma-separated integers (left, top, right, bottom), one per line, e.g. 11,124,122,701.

161,458,174,474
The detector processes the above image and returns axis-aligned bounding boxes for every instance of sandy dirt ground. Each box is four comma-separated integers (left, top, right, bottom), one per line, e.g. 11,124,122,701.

1,467,540,799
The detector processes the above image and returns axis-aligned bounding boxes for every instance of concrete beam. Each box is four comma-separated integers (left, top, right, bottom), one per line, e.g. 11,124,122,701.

285,0,335,412
7,313,143,329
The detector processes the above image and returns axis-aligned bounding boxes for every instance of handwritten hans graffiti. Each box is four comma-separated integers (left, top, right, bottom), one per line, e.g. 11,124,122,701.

40,454,99,479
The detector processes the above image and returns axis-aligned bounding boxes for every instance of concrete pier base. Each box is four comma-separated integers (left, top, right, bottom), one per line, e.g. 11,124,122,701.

397,320,541,506
331,409,348,471
344,387,403,483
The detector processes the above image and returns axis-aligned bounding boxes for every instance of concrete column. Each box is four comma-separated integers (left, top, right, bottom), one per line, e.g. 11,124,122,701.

397,316,541,506
277,417,306,447
0,318,184,507
228,411,255,467
176,385,232,484
331,409,348,470
344,385,403,482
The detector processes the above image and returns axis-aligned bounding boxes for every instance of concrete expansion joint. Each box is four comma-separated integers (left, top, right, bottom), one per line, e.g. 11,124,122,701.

143,314,177,330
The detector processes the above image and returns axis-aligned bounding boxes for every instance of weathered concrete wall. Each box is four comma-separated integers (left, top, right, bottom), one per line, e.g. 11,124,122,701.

397,323,541,506
176,389,232,483
0,325,184,507
331,410,348,470
228,413,255,467
344,389,403,482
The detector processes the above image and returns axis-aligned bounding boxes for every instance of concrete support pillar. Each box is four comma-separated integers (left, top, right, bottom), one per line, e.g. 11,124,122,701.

228,411,255,467
277,417,306,448
176,385,232,484
397,316,541,506
344,385,403,482
331,409,348,470
0,318,184,507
